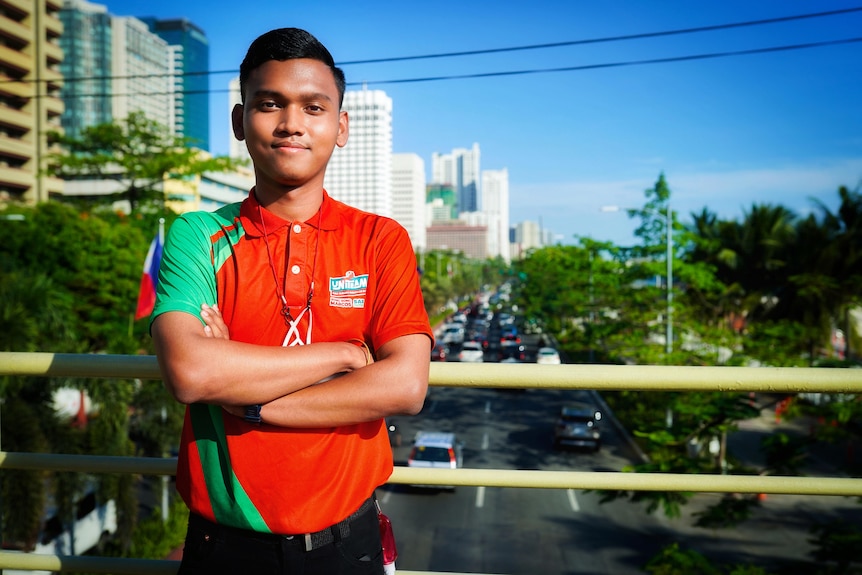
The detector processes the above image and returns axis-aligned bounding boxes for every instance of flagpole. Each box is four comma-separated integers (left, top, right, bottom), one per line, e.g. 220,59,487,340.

158,217,165,246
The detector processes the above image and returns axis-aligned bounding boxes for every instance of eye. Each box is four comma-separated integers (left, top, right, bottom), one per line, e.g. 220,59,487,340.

258,100,280,111
305,104,324,113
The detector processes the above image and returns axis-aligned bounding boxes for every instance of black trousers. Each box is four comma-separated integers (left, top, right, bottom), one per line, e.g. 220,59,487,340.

177,498,384,575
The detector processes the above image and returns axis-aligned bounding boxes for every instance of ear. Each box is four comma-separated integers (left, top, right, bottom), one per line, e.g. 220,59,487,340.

231,103,245,141
336,110,349,148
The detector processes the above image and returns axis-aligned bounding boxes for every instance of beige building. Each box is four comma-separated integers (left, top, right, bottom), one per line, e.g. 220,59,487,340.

426,222,488,260
0,0,65,204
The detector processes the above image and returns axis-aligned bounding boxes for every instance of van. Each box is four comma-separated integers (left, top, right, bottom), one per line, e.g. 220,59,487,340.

406,431,464,490
4,490,117,575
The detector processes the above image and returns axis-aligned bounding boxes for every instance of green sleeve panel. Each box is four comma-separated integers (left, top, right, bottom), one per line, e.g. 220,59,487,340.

151,205,241,325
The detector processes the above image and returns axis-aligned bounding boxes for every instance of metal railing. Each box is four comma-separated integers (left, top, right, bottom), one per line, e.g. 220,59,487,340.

1,352,860,574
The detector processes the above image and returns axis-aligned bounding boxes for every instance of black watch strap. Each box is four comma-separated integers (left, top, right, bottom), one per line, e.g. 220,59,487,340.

244,404,262,425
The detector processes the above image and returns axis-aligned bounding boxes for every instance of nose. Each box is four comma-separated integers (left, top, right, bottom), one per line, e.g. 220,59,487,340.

276,104,303,135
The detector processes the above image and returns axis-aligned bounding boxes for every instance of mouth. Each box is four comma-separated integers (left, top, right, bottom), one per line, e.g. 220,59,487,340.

272,141,307,151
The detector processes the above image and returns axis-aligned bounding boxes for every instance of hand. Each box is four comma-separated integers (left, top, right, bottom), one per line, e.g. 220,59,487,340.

201,303,230,339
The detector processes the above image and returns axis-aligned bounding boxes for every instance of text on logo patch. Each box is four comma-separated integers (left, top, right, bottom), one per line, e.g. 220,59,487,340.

329,271,368,309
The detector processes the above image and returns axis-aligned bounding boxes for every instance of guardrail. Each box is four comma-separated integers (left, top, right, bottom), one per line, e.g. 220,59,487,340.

1,352,860,574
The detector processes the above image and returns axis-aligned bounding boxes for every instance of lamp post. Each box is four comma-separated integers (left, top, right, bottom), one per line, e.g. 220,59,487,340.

601,202,673,355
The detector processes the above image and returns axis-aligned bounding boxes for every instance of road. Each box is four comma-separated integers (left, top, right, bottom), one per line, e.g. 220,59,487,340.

380,384,862,574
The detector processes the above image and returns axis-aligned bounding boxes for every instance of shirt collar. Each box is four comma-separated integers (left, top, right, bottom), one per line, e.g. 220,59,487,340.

239,188,338,237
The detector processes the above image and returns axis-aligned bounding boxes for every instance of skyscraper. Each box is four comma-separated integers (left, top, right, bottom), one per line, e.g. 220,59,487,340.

111,16,170,129
141,18,209,150
59,3,206,149
482,168,510,262
431,143,480,215
391,153,426,252
58,0,113,138
325,89,392,216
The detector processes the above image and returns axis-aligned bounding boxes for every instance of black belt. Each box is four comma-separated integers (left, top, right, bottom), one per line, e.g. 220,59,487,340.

188,496,375,552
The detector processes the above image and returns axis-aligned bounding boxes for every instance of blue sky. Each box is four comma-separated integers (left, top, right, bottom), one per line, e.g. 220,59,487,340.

102,0,862,246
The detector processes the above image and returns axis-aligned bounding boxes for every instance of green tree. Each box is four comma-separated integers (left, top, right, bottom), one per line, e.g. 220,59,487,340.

0,203,169,552
46,111,244,214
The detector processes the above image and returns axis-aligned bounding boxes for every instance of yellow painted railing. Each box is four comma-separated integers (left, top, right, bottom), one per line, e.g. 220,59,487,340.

1,352,860,574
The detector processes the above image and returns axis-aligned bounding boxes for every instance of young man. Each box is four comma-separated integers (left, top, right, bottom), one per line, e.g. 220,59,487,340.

151,28,432,574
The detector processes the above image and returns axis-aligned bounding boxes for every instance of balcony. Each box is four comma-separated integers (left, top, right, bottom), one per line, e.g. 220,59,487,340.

0,353,860,574
0,14,29,46
0,43,30,75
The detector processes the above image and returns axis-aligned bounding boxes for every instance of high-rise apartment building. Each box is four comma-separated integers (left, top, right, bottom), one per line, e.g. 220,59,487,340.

111,16,170,129
482,168,510,262
391,153,426,251
0,0,65,203
142,18,209,150
325,89,392,216
58,0,112,139
431,143,480,215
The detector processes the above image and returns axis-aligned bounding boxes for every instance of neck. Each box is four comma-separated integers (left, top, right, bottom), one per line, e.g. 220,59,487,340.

254,185,323,222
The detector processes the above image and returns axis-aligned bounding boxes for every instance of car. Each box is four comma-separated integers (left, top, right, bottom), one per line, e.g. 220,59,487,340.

4,488,118,568
440,324,465,345
536,347,561,365
457,341,484,363
498,340,526,362
431,342,450,362
406,431,464,490
553,403,602,452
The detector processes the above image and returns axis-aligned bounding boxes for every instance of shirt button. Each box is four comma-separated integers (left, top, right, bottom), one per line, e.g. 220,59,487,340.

293,224,302,234
291,265,301,275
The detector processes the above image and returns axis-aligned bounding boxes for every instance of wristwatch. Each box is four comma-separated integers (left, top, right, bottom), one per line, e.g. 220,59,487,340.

244,404,262,425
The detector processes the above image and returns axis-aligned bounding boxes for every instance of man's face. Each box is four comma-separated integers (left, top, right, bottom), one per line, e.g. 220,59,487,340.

233,58,348,194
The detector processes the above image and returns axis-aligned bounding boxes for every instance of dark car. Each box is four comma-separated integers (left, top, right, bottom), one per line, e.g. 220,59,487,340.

431,342,450,362
553,403,602,452
498,340,526,362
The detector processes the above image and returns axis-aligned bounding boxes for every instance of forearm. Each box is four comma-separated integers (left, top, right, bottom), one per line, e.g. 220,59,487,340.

153,313,366,406
240,334,430,428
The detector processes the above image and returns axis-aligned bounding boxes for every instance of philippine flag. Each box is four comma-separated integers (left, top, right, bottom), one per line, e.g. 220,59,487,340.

135,231,164,320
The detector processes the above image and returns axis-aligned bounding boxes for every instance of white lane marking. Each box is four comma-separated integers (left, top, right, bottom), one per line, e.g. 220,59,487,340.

380,490,392,505
484,401,491,414
482,433,489,450
476,485,486,508
567,489,580,512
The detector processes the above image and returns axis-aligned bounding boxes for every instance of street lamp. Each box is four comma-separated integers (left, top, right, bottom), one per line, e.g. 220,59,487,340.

601,203,673,355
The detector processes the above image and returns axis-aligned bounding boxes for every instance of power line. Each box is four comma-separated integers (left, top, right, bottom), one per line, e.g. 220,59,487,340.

41,36,862,100
338,5,862,65
352,36,862,87
1,6,859,86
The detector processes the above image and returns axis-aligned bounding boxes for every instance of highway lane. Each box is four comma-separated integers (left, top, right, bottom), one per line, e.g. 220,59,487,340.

381,383,862,574
382,385,666,574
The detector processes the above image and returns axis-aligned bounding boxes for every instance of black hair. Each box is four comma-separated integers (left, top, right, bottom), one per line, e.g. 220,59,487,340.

239,28,346,106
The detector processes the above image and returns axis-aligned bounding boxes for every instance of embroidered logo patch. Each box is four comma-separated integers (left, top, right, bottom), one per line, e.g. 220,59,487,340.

329,271,368,309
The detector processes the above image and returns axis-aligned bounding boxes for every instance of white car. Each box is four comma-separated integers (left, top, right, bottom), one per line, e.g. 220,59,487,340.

457,341,484,362
407,431,464,490
536,347,561,364
440,324,465,345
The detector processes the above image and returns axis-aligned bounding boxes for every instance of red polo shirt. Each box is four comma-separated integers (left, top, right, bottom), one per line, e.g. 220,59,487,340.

153,190,432,534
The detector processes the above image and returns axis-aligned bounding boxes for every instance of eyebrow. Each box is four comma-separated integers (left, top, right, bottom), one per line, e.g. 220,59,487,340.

250,89,335,104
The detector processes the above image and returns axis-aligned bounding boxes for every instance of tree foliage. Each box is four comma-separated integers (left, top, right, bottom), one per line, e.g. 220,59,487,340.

46,112,244,214
0,202,181,552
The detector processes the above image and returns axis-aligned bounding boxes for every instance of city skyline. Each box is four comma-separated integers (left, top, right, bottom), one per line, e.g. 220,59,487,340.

97,1,861,246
